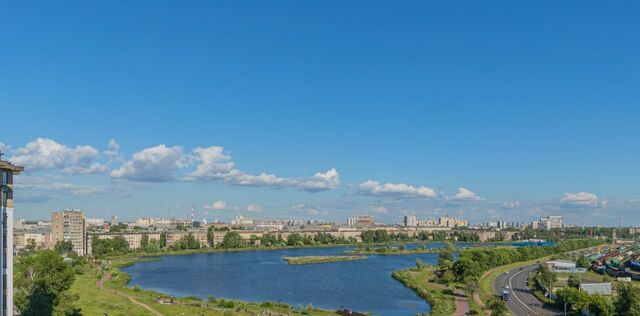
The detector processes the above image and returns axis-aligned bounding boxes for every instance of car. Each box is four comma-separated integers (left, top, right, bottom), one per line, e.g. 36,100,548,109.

504,271,510,274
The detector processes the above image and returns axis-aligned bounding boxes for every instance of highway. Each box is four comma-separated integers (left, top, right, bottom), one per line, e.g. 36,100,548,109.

492,264,561,316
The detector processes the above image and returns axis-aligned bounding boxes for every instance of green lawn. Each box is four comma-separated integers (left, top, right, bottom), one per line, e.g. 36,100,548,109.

70,265,152,315
392,266,456,316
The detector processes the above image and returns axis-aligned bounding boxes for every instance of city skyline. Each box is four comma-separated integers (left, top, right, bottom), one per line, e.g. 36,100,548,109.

2,1,640,225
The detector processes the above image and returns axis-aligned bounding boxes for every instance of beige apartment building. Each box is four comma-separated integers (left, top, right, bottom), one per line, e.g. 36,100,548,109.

51,209,87,256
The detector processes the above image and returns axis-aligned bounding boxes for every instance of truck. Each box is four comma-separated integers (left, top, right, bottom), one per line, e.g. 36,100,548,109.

502,287,510,301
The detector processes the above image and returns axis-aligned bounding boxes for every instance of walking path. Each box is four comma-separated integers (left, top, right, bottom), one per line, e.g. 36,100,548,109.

97,272,164,316
453,289,469,316
473,293,490,315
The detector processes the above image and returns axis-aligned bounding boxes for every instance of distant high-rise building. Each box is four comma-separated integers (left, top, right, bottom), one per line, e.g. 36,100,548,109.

540,216,563,230
438,216,468,228
404,215,417,227
1,157,23,316
347,215,375,227
51,209,87,256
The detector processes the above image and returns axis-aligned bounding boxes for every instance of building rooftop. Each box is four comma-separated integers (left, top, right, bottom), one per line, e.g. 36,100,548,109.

0,160,24,173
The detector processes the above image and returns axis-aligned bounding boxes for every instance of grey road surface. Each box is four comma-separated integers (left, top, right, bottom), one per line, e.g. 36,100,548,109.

492,264,561,316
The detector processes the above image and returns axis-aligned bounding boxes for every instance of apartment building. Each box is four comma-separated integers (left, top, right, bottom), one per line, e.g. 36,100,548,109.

1,158,23,316
51,209,87,256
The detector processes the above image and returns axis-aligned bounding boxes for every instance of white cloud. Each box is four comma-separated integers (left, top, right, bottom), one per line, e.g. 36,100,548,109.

502,201,520,208
358,180,437,198
184,146,339,192
560,192,601,207
369,205,389,214
14,174,104,196
204,200,227,210
111,144,185,182
9,138,107,174
104,139,120,158
453,187,484,201
246,204,263,212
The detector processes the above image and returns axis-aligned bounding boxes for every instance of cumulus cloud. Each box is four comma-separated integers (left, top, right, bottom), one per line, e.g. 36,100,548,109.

104,139,120,158
204,200,227,210
246,204,263,212
111,145,185,182
560,192,602,207
9,138,107,174
452,187,484,201
358,180,437,198
184,146,339,192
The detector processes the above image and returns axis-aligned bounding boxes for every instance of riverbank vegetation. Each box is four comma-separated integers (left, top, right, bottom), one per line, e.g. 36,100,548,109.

344,243,442,255
283,255,367,265
391,262,456,316
453,239,605,283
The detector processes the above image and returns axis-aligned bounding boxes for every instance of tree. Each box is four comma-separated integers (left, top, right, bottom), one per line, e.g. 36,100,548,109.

14,250,79,315
616,283,640,316
567,274,581,288
112,236,130,253
441,270,456,284
374,229,390,243
159,232,167,248
485,297,508,316
54,240,73,256
361,231,375,243
287,233,303,246
221,232,242,248
589,294,615,316
207,226,215,247
22,239,37,256
140,234,149,250
577,256,591,269
261,233,277,246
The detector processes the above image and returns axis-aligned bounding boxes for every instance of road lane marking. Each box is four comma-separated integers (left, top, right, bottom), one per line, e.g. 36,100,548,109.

508,266,535,314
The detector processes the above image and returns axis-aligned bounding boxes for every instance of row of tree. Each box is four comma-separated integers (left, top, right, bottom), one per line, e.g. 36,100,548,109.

452,239,604,282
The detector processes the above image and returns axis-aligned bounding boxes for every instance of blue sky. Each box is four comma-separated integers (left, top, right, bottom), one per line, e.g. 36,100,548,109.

1,1,639,225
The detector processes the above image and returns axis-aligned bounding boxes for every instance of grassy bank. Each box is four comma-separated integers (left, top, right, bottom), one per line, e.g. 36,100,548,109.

344,246,443,255
391,266,456,316
283,255,367,265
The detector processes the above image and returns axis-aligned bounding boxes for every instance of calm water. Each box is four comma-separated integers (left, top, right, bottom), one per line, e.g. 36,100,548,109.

122,244,451,315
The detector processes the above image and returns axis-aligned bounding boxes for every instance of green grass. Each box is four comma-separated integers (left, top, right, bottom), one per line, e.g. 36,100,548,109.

70,265,152,315
283,255,367,265
392,266,456,316
344,246,443,255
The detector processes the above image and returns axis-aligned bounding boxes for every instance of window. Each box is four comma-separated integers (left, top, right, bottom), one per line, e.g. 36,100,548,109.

0,171,6,185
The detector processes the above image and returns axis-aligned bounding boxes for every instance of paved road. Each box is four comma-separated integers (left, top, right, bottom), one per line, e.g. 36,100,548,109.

492,264,561,316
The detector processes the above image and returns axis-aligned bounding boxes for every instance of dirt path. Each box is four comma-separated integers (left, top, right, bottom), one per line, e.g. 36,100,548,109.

453,289,469,316
473,293,490,315
97,272,164,316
